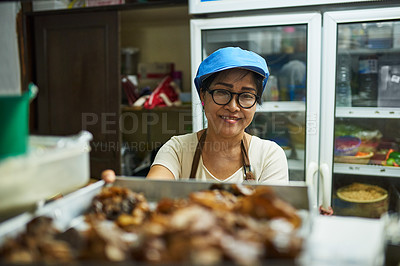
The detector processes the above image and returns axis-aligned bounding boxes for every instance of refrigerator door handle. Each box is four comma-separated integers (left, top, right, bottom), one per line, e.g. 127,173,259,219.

306,161,319,212
319,163,330,210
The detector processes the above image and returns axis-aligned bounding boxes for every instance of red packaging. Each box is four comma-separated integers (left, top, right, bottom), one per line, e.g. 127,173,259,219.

144,76,179,109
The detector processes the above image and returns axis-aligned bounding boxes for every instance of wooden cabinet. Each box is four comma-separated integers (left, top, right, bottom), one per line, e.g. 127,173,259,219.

33,11,121,177
29,3,190,178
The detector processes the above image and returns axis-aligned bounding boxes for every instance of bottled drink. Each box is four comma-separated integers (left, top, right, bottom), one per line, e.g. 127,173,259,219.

338,25,351,50
263,75,279,101
336,56,352,107
279,60,306,101
350,23,367,49
281,26,295,54
358,55,378,107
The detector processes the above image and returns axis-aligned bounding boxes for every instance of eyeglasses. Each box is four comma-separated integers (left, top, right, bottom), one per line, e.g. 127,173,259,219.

207,89,259,108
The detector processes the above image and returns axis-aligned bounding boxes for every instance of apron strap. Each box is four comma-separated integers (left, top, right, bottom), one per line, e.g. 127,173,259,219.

241,137,255,181
189,130,207,179
189,131,255,181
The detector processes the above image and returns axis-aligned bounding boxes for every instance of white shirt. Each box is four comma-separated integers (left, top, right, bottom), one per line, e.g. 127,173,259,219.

152,132,289,184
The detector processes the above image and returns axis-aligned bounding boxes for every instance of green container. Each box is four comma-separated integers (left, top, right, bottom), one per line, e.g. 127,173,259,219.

0,84,37,160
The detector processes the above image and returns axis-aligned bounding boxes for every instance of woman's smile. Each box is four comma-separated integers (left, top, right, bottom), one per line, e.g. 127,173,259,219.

220,115,241,124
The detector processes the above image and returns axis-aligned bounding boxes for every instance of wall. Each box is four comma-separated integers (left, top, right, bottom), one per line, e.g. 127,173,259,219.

120,5,191,92
0,2,21,94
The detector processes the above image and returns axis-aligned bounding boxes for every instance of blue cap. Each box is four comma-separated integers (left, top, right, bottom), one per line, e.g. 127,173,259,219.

194,47,269,95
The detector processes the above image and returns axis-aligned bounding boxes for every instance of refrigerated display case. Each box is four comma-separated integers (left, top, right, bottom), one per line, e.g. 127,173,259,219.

190,4,400,215
189,0,374,15
191,12,322,186
321,7,400,217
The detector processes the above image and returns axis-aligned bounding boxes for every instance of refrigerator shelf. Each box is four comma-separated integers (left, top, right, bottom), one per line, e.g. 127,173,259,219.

288,158,305,171
338,47,400,56
257,101,306,113
334,163,400,177
335,107,400,119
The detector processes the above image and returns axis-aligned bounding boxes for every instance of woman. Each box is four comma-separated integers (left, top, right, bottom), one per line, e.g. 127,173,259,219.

104,47,288,184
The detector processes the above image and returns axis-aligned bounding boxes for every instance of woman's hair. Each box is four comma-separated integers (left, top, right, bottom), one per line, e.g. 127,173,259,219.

200,69,264,104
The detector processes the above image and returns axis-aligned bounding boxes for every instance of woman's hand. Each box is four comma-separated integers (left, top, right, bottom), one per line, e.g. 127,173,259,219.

319,206,334,216
101,169,116,183
101,166,174,183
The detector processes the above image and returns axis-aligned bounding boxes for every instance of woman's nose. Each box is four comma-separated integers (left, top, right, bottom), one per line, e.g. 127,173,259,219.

224,95,241,112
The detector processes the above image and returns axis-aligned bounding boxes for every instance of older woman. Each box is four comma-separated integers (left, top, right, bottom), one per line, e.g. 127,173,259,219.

145,47,288,183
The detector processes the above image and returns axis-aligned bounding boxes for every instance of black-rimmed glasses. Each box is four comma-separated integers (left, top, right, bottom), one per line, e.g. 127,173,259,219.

207,89,259,108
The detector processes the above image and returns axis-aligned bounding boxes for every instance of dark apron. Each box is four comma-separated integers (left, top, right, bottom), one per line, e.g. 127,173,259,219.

189,130,255,181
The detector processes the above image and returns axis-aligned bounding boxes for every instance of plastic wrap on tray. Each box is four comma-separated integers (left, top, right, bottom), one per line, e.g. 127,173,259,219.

335,124,383,153
0,131,92,221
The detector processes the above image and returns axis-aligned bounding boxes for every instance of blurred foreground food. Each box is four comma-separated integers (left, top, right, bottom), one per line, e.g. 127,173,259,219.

0,184,303,265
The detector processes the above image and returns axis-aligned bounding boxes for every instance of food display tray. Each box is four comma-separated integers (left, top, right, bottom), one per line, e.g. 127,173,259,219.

0,177,311,252
0,180,104,246
114,177,310,210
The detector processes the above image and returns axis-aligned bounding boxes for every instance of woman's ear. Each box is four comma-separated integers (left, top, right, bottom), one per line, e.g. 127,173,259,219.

199,89,205,102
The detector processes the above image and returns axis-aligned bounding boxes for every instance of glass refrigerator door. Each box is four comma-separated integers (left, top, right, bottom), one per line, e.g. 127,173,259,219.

191,13,322,190
322,7,400,216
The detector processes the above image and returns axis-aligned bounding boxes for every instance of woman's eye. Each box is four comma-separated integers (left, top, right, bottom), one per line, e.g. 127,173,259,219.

242,93,255,100
215,90,230,96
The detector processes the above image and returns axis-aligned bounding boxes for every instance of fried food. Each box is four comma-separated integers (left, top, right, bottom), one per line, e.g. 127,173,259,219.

90,186,150,225
0,217,75,264
0,184,303,264
236,186,302,228
337,182,387,202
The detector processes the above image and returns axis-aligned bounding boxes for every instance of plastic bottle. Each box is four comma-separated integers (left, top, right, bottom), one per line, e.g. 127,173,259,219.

358,54,378,107
279,60,306,101
121,47,139,75
338,25,351,50
393,22,400,48
262,75,279,101
281,26,295,54
336,55,352,107
269,75,279,101
350,23,367,49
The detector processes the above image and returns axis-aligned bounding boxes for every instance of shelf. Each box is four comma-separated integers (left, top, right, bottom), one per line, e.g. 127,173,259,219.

121,105,192,112
338,47,400,55
334,163,400,177
256,101,305,113
335,107,400,119
288,159,304,171
28,0,187,15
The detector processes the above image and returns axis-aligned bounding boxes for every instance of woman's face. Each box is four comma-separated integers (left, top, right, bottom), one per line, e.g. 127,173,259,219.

200,68,258,139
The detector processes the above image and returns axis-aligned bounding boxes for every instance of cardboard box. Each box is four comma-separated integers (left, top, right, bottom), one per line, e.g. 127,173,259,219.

32,0,68,11
138,62,174,90
85,0,124,7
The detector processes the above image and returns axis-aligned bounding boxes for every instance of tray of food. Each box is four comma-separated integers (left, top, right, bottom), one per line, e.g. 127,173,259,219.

334,151,374,164
333,182,389,218
0,177,311,265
